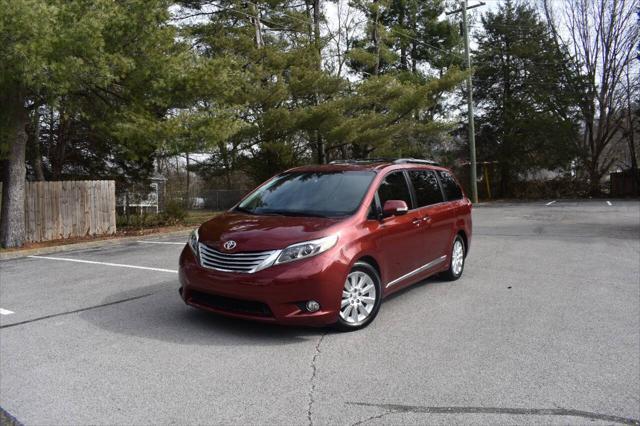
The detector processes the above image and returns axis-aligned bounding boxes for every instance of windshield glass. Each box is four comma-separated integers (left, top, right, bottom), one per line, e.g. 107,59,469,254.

236,171,376,218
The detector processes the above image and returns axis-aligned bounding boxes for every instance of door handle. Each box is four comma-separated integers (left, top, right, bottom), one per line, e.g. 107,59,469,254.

422,215,432,223
412,218,422,226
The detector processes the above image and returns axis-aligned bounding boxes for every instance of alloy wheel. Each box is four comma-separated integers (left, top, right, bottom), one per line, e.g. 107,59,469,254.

339,271,377,325
452,239,464,276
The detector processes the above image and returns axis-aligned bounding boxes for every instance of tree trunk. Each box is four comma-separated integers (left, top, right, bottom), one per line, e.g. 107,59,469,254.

626,132,639,196
372,0,381,76
0,88,28,248
312,0,325,164
185,152,190,208
316,131,325,164
399,4,407,71
313,0,321,55
31,107,46,181
51,110,68,180
625,70,639,196
250,3,263,48
588,161,602,196
225,169,232,190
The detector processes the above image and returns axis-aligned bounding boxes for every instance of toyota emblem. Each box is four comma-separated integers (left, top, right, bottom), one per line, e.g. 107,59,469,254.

223,240,237,250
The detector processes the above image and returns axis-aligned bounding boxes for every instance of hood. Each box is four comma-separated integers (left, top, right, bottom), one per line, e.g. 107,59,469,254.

198,211,343,252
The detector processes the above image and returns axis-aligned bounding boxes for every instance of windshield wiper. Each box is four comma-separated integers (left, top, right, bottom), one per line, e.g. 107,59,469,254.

234,206,256,215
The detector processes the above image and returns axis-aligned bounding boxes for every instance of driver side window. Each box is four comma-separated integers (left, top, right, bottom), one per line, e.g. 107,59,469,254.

377,172,412,208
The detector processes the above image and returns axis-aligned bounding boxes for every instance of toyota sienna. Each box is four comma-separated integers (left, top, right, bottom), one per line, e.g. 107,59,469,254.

179,158,472,331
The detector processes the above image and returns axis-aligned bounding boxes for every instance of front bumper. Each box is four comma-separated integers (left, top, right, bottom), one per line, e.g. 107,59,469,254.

178,246,349,326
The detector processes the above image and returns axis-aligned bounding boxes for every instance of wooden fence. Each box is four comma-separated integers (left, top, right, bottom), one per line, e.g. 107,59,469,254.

1,180,116,243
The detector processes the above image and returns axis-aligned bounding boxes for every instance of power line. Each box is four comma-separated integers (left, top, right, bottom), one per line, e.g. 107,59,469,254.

385,26,467,61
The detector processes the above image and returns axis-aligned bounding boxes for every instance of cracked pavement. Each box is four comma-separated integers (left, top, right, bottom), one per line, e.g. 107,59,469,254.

0,200,639,425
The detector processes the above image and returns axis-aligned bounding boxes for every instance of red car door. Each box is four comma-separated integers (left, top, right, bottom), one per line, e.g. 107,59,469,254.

373,171,426,285
407,169,451,267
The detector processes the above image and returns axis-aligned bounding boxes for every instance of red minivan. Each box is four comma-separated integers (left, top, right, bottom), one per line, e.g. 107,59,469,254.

179,158,472,331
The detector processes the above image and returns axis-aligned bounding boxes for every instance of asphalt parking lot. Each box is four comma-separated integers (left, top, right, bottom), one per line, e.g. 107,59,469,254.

1,200,639,425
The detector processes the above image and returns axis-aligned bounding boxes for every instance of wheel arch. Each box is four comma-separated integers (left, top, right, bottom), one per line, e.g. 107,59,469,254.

456,229,469,256
354,255,382,280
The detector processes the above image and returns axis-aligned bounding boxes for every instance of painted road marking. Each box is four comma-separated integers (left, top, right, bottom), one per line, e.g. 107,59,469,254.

546,200,557,206
606,201,612,206
136,241,185,245
28,256,178,274
0,308,15,315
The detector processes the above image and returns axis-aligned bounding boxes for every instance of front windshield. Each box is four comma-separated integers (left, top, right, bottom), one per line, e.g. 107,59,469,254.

236,171,376,218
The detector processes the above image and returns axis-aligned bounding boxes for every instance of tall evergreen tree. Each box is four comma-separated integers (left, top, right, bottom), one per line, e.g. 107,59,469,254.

0,0,189,247
175,0,343,177
473,0,581,196
177,0,465,179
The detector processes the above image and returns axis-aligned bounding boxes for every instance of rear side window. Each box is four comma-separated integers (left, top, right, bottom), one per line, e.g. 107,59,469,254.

377,171,412,207
437,171,463,201
408,170,444,207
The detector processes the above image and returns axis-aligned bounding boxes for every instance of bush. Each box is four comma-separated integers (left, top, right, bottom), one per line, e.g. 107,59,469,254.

510,177,590,199
117,212,168,229
164,200,187,222
116,201,195,230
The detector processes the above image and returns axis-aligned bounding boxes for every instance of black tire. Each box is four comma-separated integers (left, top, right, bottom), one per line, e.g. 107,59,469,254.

334,261,382,332
441,234,465,281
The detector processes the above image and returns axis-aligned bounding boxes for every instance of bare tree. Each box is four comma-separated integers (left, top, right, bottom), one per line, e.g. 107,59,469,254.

623,59,640,194
324,0,362,79
542,0,640,195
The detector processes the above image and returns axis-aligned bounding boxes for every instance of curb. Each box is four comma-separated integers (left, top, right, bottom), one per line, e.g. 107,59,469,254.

0,407,22,426
0,229,191,261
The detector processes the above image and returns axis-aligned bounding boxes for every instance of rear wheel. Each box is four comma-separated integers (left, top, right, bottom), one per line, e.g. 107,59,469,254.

335,262,382,331
441,235,465,281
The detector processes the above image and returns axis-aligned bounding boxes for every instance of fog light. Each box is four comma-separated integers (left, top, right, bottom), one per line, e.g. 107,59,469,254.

306,300,320,312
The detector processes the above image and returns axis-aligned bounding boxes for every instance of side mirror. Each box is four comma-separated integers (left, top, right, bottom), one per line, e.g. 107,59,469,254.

382,200,409,217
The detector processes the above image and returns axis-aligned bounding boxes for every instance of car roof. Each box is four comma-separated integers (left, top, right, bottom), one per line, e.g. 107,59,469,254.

286,159,450,174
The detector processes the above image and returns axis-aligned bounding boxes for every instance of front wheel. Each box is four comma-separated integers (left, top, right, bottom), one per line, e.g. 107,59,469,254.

441,235,465,281
335,261,382,332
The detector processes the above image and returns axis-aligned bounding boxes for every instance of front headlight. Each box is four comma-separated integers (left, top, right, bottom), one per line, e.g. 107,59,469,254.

188,228,199,255
275,234,338,265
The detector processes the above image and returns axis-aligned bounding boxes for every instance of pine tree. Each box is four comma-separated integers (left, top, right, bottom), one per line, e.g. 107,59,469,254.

0,0,188,247
473,0,581,196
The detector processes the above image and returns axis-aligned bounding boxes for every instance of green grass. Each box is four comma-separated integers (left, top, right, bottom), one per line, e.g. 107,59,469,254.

116,209,221,230
183,210,220,226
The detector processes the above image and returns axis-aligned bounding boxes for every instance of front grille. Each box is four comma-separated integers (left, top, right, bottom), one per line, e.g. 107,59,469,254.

189,290,273,317
198,244,277,273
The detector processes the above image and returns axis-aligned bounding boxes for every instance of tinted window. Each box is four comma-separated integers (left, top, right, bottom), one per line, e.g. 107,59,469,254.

409,170,444,207
237,171,375,218
377,172,412,207
438,171,463,201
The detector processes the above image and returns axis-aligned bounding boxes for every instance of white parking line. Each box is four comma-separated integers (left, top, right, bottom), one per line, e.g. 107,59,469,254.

136,241,185,245
546,200,557,206
606,201,612,206
28,256,178,274
0,308,15,315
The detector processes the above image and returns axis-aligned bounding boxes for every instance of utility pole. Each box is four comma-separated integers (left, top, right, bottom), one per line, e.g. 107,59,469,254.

447,0,484,204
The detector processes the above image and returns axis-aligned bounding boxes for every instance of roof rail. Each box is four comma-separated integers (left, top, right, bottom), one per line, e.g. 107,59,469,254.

328,158,439,166
393,158,439,166
328,158,391,165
